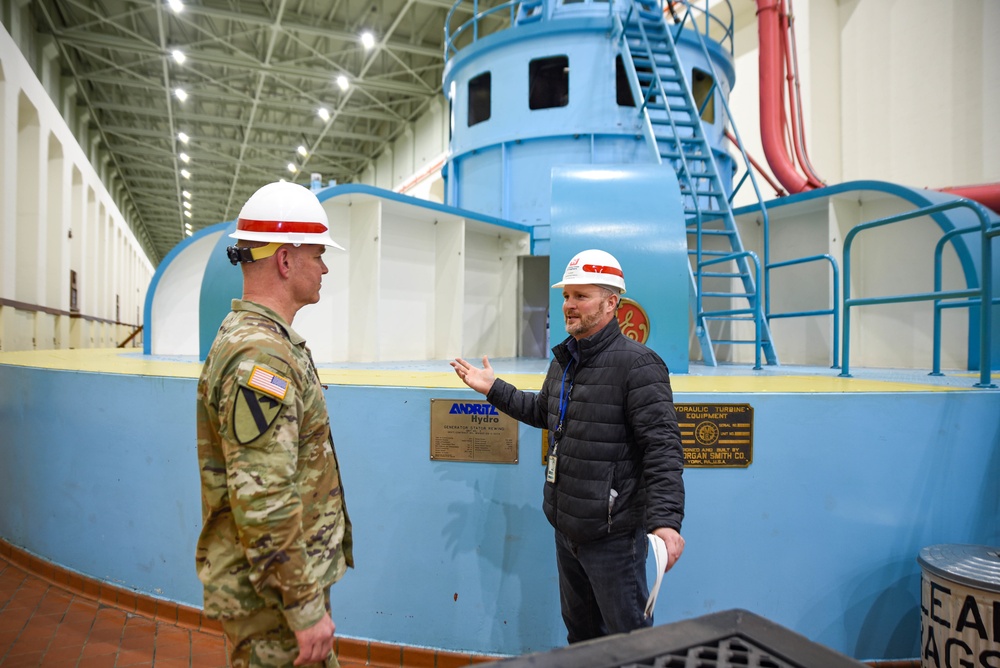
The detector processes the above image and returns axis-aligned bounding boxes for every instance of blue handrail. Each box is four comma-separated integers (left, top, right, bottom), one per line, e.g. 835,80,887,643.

665,0,734,57
444,0,519,63
663,1,775,367
767,254,840,368
840,199,995,388
699,250,763,370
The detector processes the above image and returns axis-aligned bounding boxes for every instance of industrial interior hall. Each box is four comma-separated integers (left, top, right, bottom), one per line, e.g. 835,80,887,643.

0,0,997,667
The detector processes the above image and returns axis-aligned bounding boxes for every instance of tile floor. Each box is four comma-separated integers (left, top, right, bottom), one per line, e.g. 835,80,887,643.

0,553,405,667
0,555,229,667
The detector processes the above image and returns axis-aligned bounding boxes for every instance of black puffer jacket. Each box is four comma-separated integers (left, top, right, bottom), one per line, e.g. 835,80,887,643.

488,317,684,544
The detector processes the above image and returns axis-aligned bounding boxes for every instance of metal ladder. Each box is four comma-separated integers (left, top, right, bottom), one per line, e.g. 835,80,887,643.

616,0,778,367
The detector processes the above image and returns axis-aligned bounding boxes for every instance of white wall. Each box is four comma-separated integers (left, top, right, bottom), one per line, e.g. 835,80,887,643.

357,97,448,203
0,24,153,352
729,0,998,201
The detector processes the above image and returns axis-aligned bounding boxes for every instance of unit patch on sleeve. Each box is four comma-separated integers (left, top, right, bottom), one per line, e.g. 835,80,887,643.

233,385,284,444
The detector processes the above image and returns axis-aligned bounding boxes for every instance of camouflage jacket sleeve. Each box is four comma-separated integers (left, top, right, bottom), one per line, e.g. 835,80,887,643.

216,348,327,631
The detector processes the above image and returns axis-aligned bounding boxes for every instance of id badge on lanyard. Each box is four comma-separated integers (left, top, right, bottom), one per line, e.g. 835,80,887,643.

546,443,558,483
547,362,573,484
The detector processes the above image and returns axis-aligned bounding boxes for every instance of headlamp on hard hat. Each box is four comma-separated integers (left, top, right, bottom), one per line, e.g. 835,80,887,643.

226,242,283,265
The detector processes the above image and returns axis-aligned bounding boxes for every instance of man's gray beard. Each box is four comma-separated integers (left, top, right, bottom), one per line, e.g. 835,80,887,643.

565,310,603,337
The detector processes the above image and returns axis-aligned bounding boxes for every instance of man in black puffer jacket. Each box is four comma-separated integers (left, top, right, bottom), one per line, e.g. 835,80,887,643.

452,249,685,644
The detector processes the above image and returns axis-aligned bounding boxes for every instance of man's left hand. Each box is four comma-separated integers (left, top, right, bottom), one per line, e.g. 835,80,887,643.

652,527,685,572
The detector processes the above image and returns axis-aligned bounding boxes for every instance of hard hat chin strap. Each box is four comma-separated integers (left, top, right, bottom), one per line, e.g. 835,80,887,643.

226,242,284,265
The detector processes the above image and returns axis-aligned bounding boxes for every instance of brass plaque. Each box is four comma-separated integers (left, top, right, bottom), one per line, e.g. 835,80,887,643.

430,399,519,464
676,403,753,468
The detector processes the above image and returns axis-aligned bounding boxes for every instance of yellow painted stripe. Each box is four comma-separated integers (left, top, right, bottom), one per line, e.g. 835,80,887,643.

0,349,977,393
0,349,200,378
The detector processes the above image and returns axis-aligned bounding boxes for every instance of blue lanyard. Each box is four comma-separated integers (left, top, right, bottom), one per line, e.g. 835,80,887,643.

556,360,573,437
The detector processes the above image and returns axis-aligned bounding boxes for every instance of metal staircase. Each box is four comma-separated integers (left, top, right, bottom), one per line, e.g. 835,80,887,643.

615,0,778,368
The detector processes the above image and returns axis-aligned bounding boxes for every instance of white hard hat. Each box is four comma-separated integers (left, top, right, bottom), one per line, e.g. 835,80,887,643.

552,249,626,294
229,181,344,249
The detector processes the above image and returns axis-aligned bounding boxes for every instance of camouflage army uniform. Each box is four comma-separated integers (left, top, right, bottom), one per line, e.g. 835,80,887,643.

196,299,353,667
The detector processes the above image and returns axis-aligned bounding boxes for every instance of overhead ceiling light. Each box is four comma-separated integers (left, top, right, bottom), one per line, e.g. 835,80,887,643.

183,201,192,210
184,211,193,219
184,222,193,230
297,145,308,157
182,190,191,199
336,75,349,92
181,168,191,179
177,132,189,144
318,107,330,122
168,0,184,13
171,49,186,65
287,163,298,173
179,152,190,163
174,87,188,102
360,31,376,50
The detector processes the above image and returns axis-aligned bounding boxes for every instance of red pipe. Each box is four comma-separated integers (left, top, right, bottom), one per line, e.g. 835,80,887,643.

756,0,814,194
756,0,995,209
938,183,1000,214
778,0,823,189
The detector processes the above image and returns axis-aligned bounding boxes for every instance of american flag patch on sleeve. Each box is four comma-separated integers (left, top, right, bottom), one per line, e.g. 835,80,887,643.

247,365,290,400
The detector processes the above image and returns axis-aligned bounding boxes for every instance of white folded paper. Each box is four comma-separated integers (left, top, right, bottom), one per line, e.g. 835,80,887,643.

644,533,670,619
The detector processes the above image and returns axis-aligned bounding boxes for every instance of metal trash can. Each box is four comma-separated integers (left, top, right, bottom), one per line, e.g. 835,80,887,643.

918,544,1000,668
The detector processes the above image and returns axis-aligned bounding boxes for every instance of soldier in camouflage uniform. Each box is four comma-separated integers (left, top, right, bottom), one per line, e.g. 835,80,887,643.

196,181,353,667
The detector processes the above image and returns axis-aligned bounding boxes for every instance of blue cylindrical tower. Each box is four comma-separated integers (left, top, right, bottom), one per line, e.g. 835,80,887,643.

442,0,737,255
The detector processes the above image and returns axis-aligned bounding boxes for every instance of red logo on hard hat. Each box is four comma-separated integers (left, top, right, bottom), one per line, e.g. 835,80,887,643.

582,264,624,279
568,257,580,267
617,298,650,344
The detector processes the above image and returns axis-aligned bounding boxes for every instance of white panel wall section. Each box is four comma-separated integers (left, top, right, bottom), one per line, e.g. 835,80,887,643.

15,92,39,306
434,217,464,359
414,99,443,169
297,201,351,363
495,235,520,358
375,150,394,191
356,99,447,204
0,24,152,352
0,60,8,301
348,200,381,361
148,232,220,356
462,226,522,358
45,135,64,308
392,128,414,190
379,212,436,360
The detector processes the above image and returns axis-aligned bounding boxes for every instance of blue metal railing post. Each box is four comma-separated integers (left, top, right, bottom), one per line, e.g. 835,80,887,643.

766,254,840,368
700,251,763,369
930,225,979,376
839,199,995,387
981,223,997,387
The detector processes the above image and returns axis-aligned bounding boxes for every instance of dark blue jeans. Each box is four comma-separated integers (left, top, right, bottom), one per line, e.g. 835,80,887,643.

554,524,652,643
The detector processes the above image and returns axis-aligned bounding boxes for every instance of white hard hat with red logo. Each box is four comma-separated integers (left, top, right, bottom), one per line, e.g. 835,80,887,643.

227,181,343,264
552,249,626,294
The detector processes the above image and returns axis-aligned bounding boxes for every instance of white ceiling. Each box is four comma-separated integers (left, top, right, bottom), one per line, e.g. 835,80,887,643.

22,0,502,262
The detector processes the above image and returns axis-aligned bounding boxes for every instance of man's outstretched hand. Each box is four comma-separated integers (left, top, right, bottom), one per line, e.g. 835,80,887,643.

450,356,496,395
